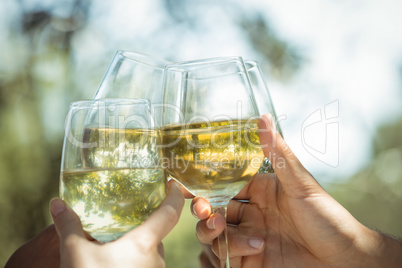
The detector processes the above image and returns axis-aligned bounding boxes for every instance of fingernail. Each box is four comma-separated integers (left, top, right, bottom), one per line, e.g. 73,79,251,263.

248,238,264,249
191,203,201,219
206,217,215,230
50,198,66,217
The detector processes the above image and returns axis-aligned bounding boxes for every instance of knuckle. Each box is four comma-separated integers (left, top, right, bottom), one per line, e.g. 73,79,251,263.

196,221,209,244
133,236,154,252
62,233,80,249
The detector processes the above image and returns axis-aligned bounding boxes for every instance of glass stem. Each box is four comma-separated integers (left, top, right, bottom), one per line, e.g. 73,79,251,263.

212,204,230,268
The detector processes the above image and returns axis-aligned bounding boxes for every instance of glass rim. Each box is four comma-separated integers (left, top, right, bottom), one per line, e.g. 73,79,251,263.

244,60,261,72
164,56,245,72
244,59,258,66
116,50,172,69
69,98,151,109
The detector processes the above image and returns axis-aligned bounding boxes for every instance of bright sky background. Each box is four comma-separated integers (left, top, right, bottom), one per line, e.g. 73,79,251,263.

261,0,402,182
1,0,402,184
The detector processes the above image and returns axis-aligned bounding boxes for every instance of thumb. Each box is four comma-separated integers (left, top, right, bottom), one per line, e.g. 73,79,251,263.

50,198,86,244
258,114,324,197
127,181,184,244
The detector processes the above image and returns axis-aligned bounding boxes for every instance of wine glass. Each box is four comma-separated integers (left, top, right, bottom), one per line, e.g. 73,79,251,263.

60,98,166,243
245,60,283,173
161,57,265,267
93,50,172,126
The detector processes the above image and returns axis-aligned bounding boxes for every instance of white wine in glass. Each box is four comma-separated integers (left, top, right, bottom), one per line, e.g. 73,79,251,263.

162,119,264,204
162,57,264,267
60,99,166,243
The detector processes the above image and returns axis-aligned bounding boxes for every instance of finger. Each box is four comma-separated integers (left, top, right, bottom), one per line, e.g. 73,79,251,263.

225,199,247,225
191,197,212,220
181,186,195,199
127,181,184,244
210,225,265,257
199,244,220,268
232,172,276,201
196,213,226,245
191,193,254,224
199,252,216,268
49,198,86,244
227,198,267,228
157,243,164,259
258,114,323,196
195,200,264,245
168,177,194,198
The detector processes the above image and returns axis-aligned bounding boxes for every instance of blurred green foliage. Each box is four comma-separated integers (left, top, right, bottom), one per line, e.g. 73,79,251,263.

163,200,202,268
0,0,401,267
329,120,402,237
